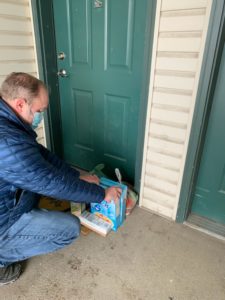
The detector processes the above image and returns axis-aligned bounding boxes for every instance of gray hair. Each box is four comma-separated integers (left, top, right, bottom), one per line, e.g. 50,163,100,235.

0,72,46,104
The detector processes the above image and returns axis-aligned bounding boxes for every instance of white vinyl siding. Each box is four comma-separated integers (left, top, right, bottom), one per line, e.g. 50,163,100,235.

140,0,212,219
0,0,46,146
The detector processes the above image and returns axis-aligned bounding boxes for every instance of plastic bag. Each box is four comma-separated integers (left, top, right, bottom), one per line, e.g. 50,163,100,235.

90,163,108,178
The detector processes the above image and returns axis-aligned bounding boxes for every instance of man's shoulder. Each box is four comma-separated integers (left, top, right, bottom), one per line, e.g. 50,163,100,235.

0,119,34,144
0,125,38,163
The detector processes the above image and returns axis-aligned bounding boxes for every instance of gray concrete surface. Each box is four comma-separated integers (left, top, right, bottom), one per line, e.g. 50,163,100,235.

1,207,225,300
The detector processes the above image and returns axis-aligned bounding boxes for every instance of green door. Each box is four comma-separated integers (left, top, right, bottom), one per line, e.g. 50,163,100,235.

52,0,153,181
191,40,225,224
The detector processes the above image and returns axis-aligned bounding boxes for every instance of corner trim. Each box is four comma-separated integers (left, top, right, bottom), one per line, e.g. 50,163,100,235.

135,0,157,192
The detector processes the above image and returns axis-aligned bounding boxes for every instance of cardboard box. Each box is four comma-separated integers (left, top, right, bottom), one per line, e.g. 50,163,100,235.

90,178,127,231
39,196,70,211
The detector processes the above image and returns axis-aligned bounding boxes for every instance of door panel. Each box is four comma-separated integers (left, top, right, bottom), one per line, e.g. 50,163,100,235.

191,41,225,224
106,0,134,70
53,0,152,181
70,1,91,66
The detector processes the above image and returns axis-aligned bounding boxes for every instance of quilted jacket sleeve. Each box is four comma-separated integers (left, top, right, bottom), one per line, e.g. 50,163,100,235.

39,144,80,180
0,137,105,203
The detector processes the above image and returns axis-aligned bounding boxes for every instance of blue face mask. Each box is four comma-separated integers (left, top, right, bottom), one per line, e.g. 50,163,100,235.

32,112,44,129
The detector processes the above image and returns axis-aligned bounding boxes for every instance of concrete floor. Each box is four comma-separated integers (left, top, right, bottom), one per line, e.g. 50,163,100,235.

1,207,225,300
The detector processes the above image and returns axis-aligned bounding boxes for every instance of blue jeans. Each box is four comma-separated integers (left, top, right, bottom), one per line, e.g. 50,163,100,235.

0,209,80,267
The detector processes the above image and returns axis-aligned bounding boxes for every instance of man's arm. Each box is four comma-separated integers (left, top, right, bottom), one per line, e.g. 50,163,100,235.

0,138,105,203
39,144,80,180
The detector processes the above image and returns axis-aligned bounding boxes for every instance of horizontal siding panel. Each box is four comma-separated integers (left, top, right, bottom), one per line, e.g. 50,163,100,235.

0,17,31,32
153,103,189,113
159,14,205,32
0,34,33,46
0,71,38,85
155,74,195,90
143,187,175,208
35,125,44,136
148,137,184,157
0,0,29,5
144,175,177,196
142,198,173,218
151,107,189,125
145,164,180,184
146,151,181,171
161,0,207,11
143,185,175,205
154,86,192,96
36,137,45,146
35,121,45,146
0,62,36,74
0,48,35,60
149,123,186,143
153,92,191,109
158,37,202,52
156,56,198,72
0,3,29,17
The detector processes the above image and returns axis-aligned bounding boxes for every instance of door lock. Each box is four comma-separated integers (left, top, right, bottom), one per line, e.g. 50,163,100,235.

57,69,68,77
58,52,66,60
94,0,103,8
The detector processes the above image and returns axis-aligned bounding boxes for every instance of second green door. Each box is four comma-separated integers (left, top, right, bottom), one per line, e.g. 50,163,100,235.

191,39,225,224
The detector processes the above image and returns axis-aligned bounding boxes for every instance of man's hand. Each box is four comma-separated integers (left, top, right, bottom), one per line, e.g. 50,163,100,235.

104,186,122,203
80,174,100,185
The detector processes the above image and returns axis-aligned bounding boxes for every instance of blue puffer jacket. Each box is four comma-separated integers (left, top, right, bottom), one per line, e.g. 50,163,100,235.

0,98,105,235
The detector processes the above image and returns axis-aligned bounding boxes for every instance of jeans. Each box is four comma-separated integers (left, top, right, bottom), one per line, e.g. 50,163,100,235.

0,209,80,267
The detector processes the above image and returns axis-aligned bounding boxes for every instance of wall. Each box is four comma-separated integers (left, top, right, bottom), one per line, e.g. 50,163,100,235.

140,0,213,219
0,0,45,145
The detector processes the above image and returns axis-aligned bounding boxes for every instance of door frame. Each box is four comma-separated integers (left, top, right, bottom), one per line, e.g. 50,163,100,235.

176,1,225,222
31,0,63,157
31,0,156,191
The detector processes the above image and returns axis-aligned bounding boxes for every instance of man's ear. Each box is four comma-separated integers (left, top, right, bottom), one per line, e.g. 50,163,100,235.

13,98,27,113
